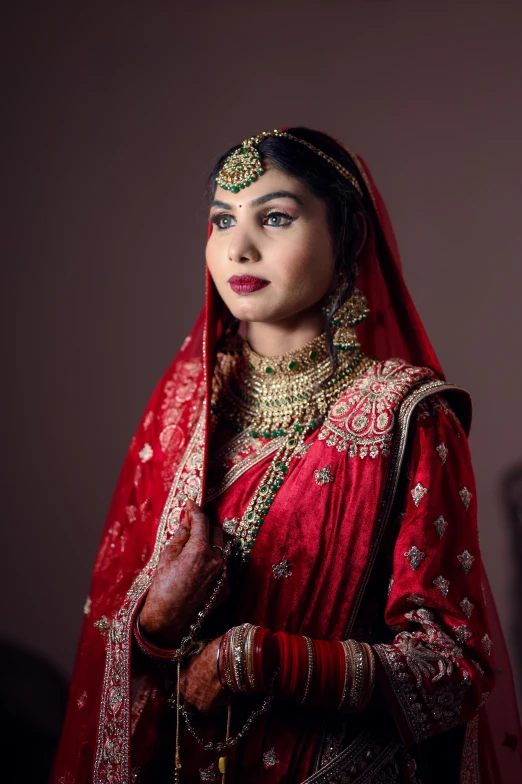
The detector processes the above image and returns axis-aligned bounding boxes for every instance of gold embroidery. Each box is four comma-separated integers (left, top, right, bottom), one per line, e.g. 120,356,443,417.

436,442,448,464
404,546,426,571
459,487,473,510
411,483,428,506
318,360,433,458
93,410,206,784
272,560,293,579
262,746,280,768
314,465,333,486
138,444,153,463
83,597,92,616
457,550,475,574
433,575,450,596
460,597,474,619
433,515,448,538
94,616,111,635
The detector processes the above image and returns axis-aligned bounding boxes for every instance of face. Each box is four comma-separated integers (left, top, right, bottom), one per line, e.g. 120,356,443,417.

206,165,335,325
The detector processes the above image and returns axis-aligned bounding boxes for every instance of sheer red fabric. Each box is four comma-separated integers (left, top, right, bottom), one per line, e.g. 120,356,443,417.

51,141,521,783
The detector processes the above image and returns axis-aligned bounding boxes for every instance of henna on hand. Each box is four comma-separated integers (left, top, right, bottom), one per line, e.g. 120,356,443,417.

179,637,227,714
140,501,228,647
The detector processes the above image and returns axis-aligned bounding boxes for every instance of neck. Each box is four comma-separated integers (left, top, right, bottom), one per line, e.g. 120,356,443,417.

246,308,326,357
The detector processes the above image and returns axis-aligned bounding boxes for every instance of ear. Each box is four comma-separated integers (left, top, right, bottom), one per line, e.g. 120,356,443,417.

354,212,368,259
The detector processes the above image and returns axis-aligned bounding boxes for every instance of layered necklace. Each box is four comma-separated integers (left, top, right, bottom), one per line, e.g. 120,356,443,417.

210,329,374,561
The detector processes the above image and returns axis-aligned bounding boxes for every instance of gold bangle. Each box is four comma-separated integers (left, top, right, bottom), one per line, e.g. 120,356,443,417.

300,637,315,705
245,625,259,692
338,640,351,710
360,643,375,710
346,640,366,712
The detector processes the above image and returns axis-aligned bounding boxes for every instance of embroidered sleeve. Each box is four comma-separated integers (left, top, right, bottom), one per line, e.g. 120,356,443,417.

372,396,494,746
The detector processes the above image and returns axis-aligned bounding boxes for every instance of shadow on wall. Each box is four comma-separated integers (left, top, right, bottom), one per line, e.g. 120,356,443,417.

0,638,68,783
502,462,522,704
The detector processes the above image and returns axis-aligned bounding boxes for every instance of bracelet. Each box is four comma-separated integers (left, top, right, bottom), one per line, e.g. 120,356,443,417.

133,540,232,665
359,642,375,710
216,631,229,692
300,637,315,705
338,640,351,709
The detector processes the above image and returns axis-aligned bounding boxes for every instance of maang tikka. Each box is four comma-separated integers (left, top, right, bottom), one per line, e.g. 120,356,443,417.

216,129,363,195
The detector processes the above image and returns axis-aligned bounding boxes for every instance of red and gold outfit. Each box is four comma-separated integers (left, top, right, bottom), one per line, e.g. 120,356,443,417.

52,150,521,783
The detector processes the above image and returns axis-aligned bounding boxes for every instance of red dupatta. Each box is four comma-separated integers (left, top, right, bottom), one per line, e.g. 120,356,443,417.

52,141,521,783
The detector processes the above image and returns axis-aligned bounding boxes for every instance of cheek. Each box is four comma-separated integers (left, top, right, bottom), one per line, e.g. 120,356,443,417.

276,233,334,294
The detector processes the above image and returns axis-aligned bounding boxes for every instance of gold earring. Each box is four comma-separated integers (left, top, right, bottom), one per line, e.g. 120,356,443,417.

331,289,369,352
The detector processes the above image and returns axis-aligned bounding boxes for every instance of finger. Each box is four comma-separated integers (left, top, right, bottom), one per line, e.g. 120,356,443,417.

163,511,190,557
186,499,210,543
209,525,224,550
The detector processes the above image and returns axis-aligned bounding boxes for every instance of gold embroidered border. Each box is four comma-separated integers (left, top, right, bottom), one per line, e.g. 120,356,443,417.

460,715,481,784
93,409,207,784
205,436,284,504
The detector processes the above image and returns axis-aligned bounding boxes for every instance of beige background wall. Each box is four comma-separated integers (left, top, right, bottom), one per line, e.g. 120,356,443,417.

3,0,521,706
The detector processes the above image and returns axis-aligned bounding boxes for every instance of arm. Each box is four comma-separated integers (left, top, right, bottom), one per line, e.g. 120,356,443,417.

180,398,493,733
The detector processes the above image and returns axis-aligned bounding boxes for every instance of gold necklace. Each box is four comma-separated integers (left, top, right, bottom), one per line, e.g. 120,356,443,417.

211,332,366,441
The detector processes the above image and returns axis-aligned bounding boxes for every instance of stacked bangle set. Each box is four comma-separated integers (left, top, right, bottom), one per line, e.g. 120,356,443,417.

215,623,375,713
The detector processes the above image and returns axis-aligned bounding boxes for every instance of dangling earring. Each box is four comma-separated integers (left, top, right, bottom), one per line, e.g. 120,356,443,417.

331,288,370,352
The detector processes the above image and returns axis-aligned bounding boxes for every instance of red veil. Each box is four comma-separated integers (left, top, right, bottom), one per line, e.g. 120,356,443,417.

52,141,521,783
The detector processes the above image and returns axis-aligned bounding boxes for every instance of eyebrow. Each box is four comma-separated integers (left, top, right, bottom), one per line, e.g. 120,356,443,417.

210,190,304,210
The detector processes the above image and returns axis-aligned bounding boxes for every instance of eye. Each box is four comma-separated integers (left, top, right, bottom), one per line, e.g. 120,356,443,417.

210,213,236,230
262,211,296,228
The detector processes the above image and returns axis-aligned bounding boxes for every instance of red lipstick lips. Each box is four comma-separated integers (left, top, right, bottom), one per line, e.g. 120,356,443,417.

229,275,270,294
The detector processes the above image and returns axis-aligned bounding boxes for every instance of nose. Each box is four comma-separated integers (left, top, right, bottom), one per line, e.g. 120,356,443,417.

227,225,260,264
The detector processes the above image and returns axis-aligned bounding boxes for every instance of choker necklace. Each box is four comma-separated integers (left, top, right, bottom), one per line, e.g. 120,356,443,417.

211,331,373,441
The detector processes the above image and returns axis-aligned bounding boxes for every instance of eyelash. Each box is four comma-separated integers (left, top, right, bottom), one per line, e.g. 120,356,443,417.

210,211,297,231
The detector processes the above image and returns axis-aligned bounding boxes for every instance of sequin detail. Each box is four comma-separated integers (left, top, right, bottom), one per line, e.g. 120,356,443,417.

404,546,426,571
272,560,293,579
433,575,450,597
457,550,475,574
262,747,280,769
314,465,333,486
411,483,428,507
138,443,153,463
433,515,448,539
436,443,448,464
481,634,492,656
408,594,426,605
454,625,472,644
460,598,474,619
459,487,472,510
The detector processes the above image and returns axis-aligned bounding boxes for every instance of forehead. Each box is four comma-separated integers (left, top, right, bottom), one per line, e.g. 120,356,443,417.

213,165,309,207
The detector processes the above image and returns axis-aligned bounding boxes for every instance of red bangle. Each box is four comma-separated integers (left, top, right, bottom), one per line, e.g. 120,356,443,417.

133,611,181,661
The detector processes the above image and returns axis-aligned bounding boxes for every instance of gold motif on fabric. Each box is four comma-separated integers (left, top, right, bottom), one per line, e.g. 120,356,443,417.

388,577,394,596
272,560,293,579
404,546,425,571
433,575,450,596
94,616,111,635
93,411,206,784
318,359,434,458
408,594,425,605
457,550,475,574
460,598,474,619
77,690,88,709
314,465,333,486
262,747,280,768
454,624,472,644
481,634,492,656
436,442,448,464
294,442,313,459
138,443,153,463
374,608,469,742
459,487,472,510
83,596,92,615
411,483,428,507
433,515,447,538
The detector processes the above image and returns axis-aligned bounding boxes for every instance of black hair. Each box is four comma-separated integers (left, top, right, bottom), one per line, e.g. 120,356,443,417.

207,127,370,366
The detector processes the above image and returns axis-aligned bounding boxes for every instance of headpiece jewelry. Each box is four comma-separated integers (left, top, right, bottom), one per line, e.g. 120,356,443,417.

216,129,363,196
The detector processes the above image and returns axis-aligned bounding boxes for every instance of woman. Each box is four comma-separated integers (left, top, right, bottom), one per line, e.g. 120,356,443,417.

52,128,521,783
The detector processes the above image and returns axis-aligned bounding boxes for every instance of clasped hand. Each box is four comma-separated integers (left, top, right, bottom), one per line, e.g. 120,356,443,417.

139,500,228,713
